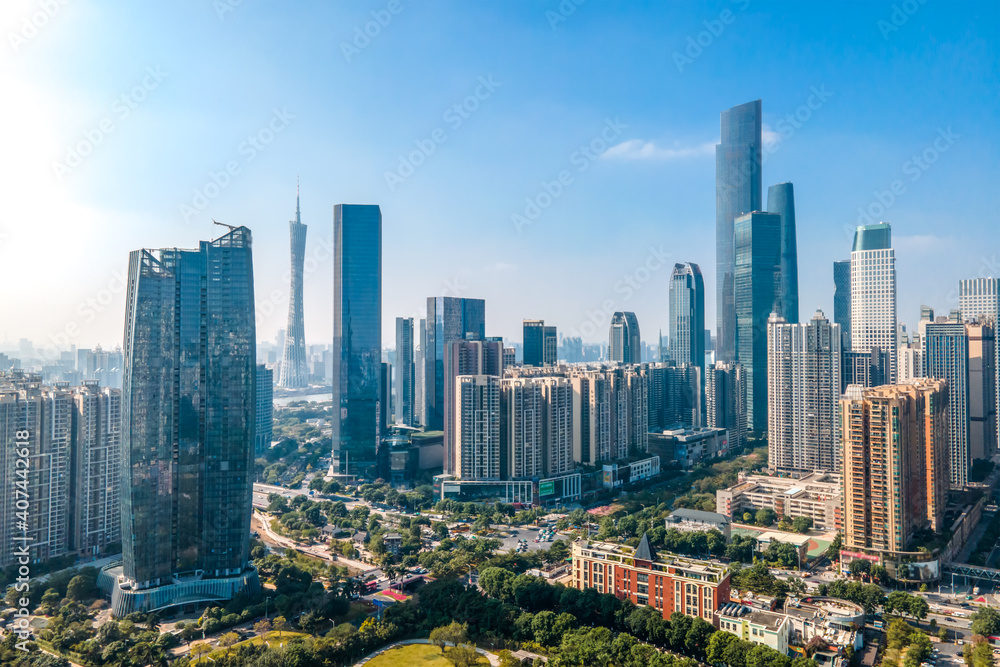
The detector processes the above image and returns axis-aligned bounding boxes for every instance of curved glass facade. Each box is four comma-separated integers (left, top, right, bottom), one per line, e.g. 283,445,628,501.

767,182,799,324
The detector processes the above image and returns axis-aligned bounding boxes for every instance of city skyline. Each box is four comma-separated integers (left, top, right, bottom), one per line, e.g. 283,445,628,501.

1,2,997,354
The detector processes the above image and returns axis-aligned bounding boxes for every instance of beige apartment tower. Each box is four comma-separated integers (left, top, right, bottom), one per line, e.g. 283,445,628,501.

841,380,949,555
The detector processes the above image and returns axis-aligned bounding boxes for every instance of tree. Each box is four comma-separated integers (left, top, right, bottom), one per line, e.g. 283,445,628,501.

479,567,515,603
190,643,212,664
219,631,240,655
446,643,483,667
792,516,813,534
791,658,818,667
755,508,776,526
886,619,914,650
848,558,871,578
971,606,1000,637
938,627,948,642
273,615,288,639
254,619,272,637
66,574,92,601
431,621,469,653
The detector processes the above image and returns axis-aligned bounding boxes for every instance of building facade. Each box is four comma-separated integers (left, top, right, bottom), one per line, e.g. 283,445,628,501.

395,317,415,426
454,375,501,480
255,365,273,458
924,315,971,487
523,320,557,367
609,312,641,364
850,223,897,384
572,534,731,622
443,338,503,476
706,361,747,452
841,380,949,554
333,204,382,477
716,99,763,365
734,211,781,432
425,297,486,430
767,182,799,325
116,226,259,616
833,259,852,350
767,311,841,473
71,382,122,558
716,472,842,531
279,188,309,388
669,262,706,384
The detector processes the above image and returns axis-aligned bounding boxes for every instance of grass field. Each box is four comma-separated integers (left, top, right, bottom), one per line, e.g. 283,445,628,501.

195,630,309,661
366,644,454,666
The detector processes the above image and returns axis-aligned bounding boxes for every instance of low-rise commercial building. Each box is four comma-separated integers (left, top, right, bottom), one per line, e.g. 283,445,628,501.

716,603,792,655
716,472,842,531
649,427,728,468
665,509,732,542
571,533,731,622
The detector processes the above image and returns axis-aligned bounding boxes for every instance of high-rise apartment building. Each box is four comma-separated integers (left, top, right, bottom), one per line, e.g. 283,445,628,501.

841,380,949,553
395,317,415,425
116,226,259,616
850,223,897,384
523,320,557,366
70,382,122,558
255,365,273,458
454,375,501,480
333,204,382,477
279,188,309,388
767,311,841,473
425,297,486,431
734,211,781,432
705,362,747,452
767,182,799,324
669,263,706,385
571,371,612,466
716,99,763,364
609,311,641,364
967,321,997,462
960,277,1000,454
898,335,923,383
501,376,573,479
443,338,503,475
833,260,852,350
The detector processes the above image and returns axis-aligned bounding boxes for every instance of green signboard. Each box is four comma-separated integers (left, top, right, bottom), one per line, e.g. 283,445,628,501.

539,481,555,497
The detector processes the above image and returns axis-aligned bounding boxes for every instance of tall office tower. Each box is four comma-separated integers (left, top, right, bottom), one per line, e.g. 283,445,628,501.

706,361,747,451
609,311,641,364
254,365,273,458
503,347,516,368
767,182,799,324
70,382,122,558
454,375,501,480
734,211,781,432
424,297,486,430
415,318,426,426
570,371,612,465
561,336,583,363
333,205,382,477
716,99,763,364
850,222,897,384
960,278,1000,453
898,335,923,383
842,380,949,553
279,188,309,388
668,262,706,385
394,317,415,425
833,260,852,350
924,313,971,487
443,339,503,475
767,311,841,473
968,321,997,462
116,226,259,616
523,320,557,366
0,375,73,567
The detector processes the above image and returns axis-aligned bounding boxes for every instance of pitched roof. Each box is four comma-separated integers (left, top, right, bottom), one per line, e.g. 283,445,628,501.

634,532,654,561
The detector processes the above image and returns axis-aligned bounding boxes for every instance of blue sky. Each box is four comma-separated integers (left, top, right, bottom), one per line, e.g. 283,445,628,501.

0,0,997,353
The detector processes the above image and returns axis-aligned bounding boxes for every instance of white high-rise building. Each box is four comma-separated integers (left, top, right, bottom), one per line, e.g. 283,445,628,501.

898,335,923,382
767,311,842,473
502,378,544,479
960,278,1000,454
850,223,897,384
454,375,501,480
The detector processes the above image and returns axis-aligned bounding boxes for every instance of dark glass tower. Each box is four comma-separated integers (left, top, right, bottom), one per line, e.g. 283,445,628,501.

734,212,781,433
395,317,414,425
669,262,706,382
424,297,486,431
767,182,799,324
332,205,382,477
523,320,557,366
833,260,851,350
609,312,641,364
716,100,763,364
279,186,308,388
116,225,258,616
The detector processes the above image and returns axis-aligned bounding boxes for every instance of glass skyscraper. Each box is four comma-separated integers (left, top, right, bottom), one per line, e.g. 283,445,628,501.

767,182,799,324
395,317,414,426
833,260,852,350
850,222,897,384
716,99,762,364
734,211,781,432
332,204,382,477
424,296,486,431
523,319,557,367
609,311,641,364
114,226,259,616
668,262,706,382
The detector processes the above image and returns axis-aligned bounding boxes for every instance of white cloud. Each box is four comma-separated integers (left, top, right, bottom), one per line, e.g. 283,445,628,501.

762,123,781,152
601,139,715,161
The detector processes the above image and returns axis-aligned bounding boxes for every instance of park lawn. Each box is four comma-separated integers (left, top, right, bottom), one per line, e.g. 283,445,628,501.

366,644,456,666
199,630,310,660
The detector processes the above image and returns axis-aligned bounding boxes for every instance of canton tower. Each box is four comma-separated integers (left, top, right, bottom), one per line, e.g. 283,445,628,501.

279,183,309,388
